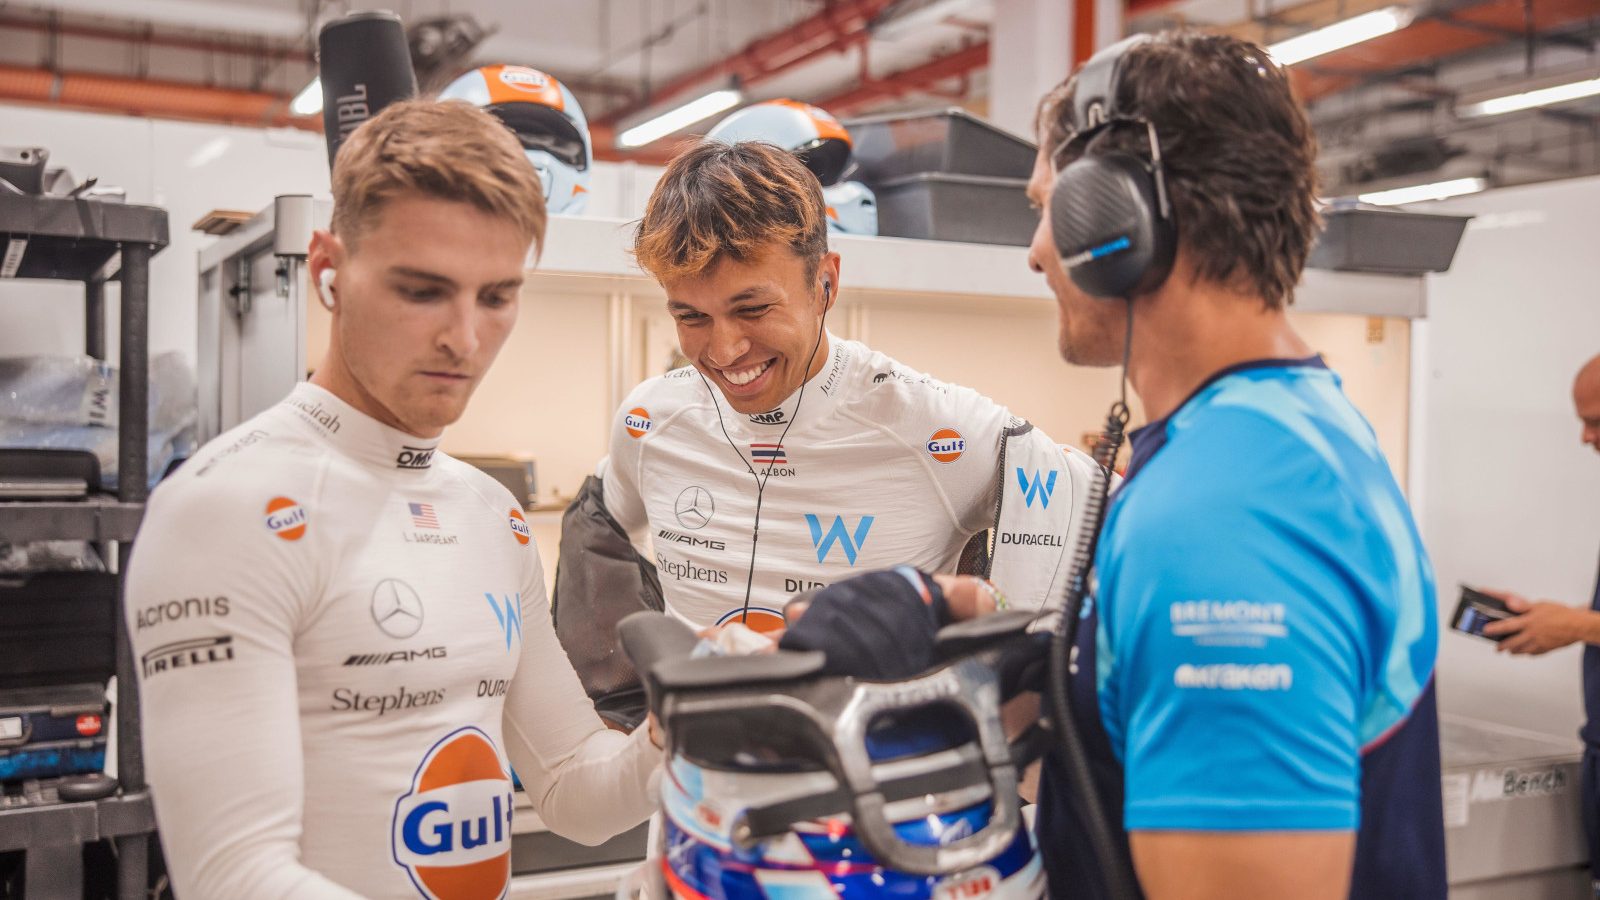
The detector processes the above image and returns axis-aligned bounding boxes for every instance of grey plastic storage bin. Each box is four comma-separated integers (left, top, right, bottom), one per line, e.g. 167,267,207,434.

1307,207,1471,275
873,173,1035,247
843,109,1036,183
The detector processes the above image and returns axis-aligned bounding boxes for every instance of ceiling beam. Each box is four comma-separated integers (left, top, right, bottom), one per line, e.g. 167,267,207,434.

814,40,990,115
591,0,896,131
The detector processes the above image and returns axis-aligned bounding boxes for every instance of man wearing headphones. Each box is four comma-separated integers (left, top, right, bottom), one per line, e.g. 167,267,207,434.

125,100,658,898
1022,31,1445,898
555,141,1101,721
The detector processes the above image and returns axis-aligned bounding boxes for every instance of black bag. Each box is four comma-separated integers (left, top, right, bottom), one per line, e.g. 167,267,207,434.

550,476,663,729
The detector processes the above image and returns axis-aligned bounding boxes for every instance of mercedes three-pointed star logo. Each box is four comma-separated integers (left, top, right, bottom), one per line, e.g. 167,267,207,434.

370,578,424,639
674,486,715,530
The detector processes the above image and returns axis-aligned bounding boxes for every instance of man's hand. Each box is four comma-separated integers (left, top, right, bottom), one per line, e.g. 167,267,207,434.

1481,590,1592,655
931,574,1004,621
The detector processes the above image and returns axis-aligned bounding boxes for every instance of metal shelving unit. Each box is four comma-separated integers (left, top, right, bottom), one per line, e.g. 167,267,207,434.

0,191,169,899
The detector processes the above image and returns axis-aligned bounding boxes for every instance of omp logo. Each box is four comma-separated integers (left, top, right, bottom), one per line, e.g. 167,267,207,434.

264,497,307,541
507,508,530,545
391,726,515,900
1015,468,1059,508
396,445,435,469
927,428,965,463
805,514,874,565
624,407,652,438
748,409,785,425
1173,663,1293,691
483,593,523,651
715,607,787,634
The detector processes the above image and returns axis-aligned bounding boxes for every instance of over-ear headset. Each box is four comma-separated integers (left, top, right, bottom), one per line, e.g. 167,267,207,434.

316,268,337,311
1049,34,1177,300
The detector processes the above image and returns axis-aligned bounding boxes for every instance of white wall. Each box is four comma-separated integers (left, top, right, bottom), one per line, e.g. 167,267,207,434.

0,102,665,368
1415,175,1600,741
1,104,332,364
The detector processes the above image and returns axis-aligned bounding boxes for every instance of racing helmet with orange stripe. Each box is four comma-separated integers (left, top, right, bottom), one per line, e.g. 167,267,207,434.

707,99,877,235
440,64,592,214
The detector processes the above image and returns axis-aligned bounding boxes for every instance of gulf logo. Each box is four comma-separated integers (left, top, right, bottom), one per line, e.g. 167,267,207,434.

486,65,565,109
927,428,966,463
507,508,530,546
624,407,653,439
714,606,787,634
264,496,307,541
392,726,515,900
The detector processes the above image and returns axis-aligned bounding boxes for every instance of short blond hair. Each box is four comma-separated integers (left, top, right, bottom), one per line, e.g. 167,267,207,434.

331,99,547,255
635,141,828,283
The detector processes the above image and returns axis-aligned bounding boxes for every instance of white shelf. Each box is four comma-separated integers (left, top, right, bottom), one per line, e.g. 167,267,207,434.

532,215,1428,318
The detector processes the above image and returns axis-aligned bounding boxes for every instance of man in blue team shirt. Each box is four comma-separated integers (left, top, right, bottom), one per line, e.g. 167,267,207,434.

1482,352,1600,893
1018,31,1445,899
761,30,1445,899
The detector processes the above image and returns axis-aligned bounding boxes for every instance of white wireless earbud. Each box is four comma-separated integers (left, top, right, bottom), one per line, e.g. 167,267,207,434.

317,268,337,311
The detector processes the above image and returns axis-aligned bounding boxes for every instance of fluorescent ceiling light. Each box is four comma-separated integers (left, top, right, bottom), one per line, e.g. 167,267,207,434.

1458,76,1600,118
617,89,742,148
1358,176,1486,206
290,78,323,117
1267,6,1413,66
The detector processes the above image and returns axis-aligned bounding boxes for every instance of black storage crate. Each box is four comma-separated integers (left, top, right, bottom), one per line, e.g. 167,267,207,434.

873,173,1036,247
1308,207,1471,275
843,108,1036,183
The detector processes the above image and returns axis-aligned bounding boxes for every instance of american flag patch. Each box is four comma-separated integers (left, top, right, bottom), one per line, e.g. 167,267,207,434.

750,443,787,464
409,502,440,529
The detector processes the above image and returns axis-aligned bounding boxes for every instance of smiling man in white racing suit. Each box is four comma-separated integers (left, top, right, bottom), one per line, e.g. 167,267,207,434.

125,101,657,899
551,144,1098,713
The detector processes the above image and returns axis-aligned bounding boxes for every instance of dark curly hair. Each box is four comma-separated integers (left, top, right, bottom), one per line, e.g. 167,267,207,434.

1038,31,1322,308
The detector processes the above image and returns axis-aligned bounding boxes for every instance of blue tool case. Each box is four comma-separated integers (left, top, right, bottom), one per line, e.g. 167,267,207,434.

0,683,107,782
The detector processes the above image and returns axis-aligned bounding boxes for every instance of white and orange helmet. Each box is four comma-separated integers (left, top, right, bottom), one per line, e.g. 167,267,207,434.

707,99,878,235
440,64,592,214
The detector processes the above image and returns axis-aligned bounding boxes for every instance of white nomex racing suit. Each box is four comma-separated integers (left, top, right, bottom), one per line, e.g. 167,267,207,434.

125,382,659,899
598,335,1102,631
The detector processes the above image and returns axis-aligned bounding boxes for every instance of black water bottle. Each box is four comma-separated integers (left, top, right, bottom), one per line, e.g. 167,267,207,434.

318,10,418,168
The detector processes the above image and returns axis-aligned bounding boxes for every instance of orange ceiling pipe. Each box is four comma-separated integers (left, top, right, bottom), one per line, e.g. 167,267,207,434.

0,64,320,130
1291,0,1600,102
0,13,312,64
816,41,991,115
593,0,897,130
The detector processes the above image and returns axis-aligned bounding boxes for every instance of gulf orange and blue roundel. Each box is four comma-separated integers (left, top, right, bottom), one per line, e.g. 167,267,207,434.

392,726,514,900
715,606,787,634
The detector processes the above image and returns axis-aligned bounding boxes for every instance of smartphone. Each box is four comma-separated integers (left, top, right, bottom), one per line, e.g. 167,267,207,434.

1451,585,1514,642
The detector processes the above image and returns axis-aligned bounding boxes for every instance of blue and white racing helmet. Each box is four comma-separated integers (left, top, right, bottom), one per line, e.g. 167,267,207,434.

618,611,1044,900
658,717,1043,900
706,99,878,235
822,180,878,238
439,64,592,214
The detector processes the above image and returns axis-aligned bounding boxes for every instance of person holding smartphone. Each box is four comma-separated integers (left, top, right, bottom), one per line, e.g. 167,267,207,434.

1481,352,1600,892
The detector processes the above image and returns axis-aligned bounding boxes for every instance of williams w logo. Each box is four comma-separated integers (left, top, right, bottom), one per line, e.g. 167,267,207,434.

483,593,523,651
805,515,874,565
1016,468,1059,509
